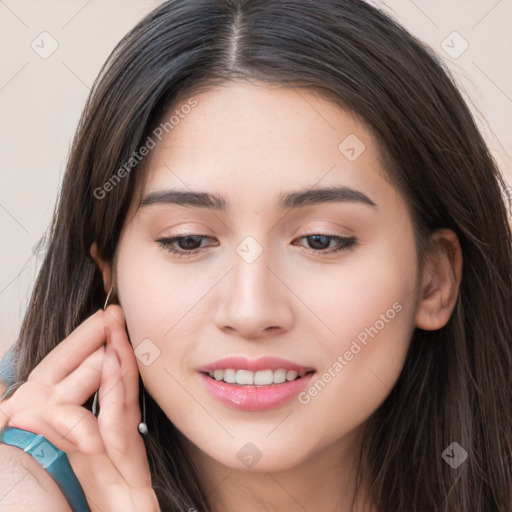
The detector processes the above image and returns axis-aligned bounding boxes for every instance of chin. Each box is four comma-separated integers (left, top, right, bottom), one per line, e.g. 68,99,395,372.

195,437,312,473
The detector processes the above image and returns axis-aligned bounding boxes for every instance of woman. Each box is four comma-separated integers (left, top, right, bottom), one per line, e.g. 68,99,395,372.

1,0,511,511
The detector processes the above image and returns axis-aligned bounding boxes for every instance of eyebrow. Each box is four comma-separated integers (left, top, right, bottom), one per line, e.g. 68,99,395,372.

140,185,377,211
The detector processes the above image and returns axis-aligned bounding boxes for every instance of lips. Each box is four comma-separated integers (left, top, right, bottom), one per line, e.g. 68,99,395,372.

197,356,316,410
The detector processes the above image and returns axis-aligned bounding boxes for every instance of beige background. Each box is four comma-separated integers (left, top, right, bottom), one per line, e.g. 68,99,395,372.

1,0,511,360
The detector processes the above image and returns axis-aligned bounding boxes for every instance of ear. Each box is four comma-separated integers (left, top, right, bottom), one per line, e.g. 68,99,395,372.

415,228,463,330
90,242,113,295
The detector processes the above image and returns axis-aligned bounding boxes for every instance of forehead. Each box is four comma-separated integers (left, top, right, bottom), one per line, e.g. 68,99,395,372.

137,81,393,212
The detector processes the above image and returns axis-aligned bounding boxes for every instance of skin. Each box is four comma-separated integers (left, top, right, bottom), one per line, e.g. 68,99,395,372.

0,308,159,511
103,81,462,511
0,81,462,512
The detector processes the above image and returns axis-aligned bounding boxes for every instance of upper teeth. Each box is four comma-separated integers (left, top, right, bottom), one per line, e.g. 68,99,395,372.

208,369,306,386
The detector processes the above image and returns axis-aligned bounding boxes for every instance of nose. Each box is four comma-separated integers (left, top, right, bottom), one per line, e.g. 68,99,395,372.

212,242,294,340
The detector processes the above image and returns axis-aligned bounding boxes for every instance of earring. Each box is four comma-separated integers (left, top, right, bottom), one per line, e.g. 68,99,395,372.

104,283,114,310
92,283,115,418
98,282,148,435
138,385,148,435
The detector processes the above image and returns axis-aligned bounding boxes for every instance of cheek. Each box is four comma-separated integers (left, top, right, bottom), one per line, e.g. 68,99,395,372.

114,241,203,421
115,236,202,340
114,237,219,390
290,233,418,352
293,236,419,438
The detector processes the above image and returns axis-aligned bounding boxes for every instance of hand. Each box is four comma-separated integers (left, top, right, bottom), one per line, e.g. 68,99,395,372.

0,306,160,512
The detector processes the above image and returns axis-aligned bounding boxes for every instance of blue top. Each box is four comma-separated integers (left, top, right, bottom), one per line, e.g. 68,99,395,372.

0,345,16,388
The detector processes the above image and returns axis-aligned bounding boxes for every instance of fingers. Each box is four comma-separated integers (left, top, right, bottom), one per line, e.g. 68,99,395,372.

104,305,140,418
54,347,105,406
102,304,125,331
96,340,151,488
97,344,126,454
2,306,138,432
27,307,136,401
1,306,155,511
0,347,106,427
28,310,108,386
4,402,105,455
0,381,60,429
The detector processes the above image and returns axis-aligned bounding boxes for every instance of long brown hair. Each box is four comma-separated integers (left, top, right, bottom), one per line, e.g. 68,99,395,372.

11,1,512,510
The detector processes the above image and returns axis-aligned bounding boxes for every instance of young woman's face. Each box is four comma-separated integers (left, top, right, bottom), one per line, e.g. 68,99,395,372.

114,81,421,472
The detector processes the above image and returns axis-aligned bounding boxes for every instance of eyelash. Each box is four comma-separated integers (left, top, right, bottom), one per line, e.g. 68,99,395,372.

156,233,357,258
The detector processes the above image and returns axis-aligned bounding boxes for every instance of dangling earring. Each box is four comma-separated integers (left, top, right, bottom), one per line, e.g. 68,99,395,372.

92,283,115,417
104,283,114,310
94,283,148,435
138,385,148,435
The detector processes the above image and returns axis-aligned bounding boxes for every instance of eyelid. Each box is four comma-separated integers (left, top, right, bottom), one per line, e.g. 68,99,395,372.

295,221,354,236
157,223,213,236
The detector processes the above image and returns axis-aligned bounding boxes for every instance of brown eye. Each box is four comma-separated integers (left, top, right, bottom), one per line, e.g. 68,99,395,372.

157,235,217,257
293,234,356,254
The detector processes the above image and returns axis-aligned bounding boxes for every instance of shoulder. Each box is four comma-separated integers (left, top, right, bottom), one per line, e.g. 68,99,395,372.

0,443,72,511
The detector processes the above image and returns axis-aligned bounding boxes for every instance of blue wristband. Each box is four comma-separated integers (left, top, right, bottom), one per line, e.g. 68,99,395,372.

0,426,90,512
